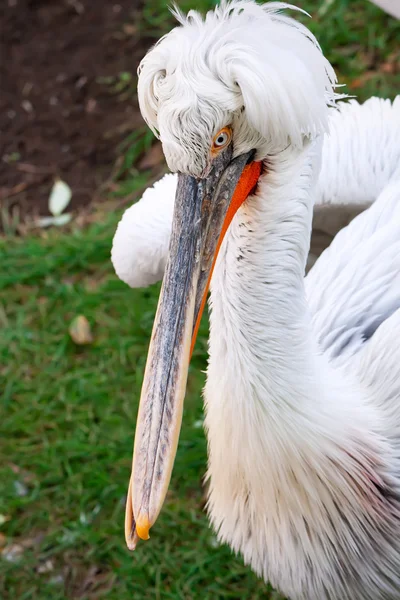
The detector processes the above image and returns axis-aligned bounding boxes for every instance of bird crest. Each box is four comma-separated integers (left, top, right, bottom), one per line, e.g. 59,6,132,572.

138,0,339,175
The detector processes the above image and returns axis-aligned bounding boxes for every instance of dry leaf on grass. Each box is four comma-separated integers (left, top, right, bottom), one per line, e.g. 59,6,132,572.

69,315,93,345
1,543,24,562
35,214,72,228
49,179,72,216
14,480,28,497
37,559,54,574
1,532,45,562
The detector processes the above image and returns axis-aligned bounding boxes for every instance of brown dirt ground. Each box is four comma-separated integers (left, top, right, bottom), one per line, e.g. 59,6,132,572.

0,0,151,226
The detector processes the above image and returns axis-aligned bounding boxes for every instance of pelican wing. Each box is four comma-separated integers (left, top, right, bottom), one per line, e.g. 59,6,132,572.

316,97,400,208
111,174,176,288
350,306,400,441
305,180,400,366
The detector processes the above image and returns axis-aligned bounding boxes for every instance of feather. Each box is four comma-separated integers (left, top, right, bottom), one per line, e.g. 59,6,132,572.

307,180,400,365
111,98,400,288
112,2,400,598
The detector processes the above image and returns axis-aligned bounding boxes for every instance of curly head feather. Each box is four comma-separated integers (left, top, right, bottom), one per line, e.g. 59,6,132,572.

137,0,338,175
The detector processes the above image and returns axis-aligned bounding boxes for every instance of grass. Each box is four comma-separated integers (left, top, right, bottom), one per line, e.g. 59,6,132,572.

1,218,267,599
0,218,269,599
1,1,399,599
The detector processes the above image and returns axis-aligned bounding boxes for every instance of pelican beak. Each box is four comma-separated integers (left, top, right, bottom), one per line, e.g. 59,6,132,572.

125,146,261,549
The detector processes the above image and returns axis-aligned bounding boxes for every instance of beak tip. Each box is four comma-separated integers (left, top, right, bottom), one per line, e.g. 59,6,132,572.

136,514,151,541
125,522,150,551
125,523,140,551
126,535,138,551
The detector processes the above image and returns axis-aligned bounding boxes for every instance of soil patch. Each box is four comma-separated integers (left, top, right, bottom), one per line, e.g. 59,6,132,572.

0,0,150,225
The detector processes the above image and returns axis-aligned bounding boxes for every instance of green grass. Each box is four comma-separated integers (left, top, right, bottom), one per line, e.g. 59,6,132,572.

0,219,268,599
1,1,399,599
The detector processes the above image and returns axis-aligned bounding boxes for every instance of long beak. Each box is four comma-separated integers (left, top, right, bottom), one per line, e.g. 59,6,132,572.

125,147,261,549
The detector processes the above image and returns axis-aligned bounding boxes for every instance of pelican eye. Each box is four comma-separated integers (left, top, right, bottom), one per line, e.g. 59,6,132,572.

212,127,232,151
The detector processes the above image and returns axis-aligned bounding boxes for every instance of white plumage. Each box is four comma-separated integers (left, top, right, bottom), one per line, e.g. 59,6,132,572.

307,180,400,364
112,174,176,288
112,97,400,287
112,2,400,598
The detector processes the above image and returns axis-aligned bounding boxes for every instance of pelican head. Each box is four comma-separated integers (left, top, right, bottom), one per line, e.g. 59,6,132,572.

126,0,337,548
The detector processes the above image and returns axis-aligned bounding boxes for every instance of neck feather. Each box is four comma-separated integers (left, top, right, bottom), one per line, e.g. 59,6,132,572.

203,142,399,596
205,139,381,480
207,142,328,417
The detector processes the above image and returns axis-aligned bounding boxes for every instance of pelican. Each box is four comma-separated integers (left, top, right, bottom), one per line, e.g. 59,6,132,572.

112,99,400,287
112,2,400,598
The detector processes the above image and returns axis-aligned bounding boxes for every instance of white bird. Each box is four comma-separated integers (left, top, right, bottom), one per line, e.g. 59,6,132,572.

111,2,400,599
112,96,400,287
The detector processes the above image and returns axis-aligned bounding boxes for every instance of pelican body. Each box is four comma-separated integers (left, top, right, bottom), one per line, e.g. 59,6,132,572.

112,2,400,598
